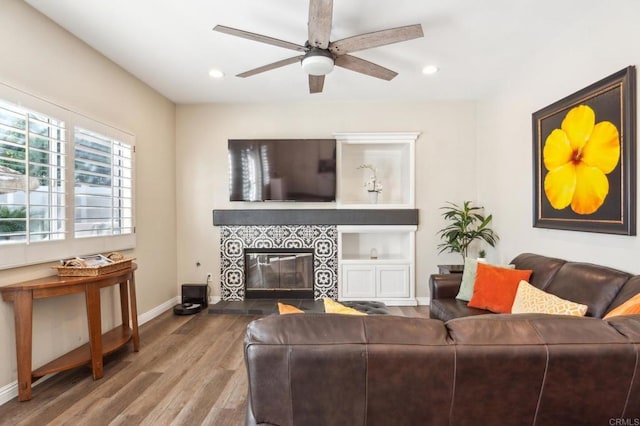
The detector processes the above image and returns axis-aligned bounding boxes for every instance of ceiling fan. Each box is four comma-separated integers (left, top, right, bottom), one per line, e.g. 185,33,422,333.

213,0,424,94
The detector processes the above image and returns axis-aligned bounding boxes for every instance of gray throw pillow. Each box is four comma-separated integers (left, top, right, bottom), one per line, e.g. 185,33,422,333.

455,257,515,301
456,257,479,301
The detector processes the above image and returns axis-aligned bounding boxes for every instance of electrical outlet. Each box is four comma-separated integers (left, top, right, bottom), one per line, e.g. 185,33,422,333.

206,273,212,283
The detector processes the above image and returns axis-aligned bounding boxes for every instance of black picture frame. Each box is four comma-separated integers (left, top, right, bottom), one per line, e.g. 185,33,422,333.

532,66,636,235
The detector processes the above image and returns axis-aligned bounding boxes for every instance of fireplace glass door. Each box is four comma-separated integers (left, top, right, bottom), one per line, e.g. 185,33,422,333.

245,250,314,298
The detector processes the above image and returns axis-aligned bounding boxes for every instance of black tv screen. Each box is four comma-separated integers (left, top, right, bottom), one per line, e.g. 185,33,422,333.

228,139,336,202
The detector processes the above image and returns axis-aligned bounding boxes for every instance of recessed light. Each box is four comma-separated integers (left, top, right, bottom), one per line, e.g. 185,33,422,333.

208,69,225,79
422,65,439,75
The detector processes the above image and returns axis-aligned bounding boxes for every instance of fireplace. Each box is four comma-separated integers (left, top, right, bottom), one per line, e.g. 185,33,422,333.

219,224,338,301
245,249,314,299
215,209,418,302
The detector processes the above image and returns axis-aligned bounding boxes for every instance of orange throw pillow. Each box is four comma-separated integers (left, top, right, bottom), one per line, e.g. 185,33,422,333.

604,293,640,319
468,263,533,313
278,302,304,315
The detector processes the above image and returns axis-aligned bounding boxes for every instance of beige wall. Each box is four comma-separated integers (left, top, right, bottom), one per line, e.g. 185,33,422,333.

476,1,640,271
176,101,478,301
0,0,177,388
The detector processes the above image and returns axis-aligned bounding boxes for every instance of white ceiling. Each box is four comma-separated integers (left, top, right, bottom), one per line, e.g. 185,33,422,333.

24,0,611,104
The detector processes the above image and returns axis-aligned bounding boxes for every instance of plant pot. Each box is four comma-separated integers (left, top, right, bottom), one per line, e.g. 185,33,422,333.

368,191,379,204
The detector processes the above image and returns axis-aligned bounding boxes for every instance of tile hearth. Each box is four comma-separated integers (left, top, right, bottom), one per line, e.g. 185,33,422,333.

208,299,325,315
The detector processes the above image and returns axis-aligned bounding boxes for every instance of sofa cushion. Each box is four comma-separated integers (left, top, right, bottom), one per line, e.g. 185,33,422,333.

510,253,565,290
467,263,532,313
446,314,631,345
544,262,631,318
605,314,640,342
444,314,638,425
511,280,587,316
430,298,492,322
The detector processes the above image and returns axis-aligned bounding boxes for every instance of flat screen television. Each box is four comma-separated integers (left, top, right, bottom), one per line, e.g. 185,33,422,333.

228,139,336,202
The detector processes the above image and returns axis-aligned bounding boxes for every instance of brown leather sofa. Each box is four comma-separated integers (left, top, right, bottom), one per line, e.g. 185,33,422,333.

430,253,640,321
243,253,640,425
244,313,640,425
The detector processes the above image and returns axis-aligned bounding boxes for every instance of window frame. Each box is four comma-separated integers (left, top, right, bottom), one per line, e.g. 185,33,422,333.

0,83,136,270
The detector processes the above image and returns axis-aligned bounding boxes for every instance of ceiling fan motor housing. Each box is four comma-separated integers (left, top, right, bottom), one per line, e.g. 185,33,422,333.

301,47,335,75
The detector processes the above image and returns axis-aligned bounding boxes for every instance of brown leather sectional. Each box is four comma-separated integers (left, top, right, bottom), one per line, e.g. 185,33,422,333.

243,253,640,425
430,253,640,321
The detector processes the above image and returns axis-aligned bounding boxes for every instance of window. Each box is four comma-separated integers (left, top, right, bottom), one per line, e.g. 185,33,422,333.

74,128,133,238
0,101,66,244
0,83,135,269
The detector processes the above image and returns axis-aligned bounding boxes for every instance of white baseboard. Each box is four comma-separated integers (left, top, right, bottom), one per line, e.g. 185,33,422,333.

138,296,180,325
416,297,430,306
0,295,179,406
0,381,19,406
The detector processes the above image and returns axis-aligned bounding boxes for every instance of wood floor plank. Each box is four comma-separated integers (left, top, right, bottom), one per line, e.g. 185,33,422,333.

136,318,251,424
0,307,429,425
167,368,235,425
54,371,162,425
6,357,133,426
110,316,249,424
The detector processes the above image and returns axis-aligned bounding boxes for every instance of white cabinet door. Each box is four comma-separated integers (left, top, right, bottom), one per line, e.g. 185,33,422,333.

342,265,376,298
376,265,410,298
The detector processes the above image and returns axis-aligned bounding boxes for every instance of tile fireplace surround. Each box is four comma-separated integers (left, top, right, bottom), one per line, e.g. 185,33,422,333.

213,209,418,301
220,225,337,300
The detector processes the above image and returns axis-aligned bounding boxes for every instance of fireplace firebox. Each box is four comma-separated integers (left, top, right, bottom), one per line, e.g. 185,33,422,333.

244,248,314,299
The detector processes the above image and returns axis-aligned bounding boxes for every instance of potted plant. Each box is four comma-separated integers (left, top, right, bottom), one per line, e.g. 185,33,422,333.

477,249,487,263
437,201,499,263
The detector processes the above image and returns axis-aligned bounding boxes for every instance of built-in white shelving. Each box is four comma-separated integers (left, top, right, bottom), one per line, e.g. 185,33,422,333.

334,132,419,306
335,132,418,209
338,225,417,306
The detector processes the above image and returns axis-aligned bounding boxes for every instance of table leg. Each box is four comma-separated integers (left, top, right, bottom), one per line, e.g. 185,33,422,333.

119,281,130,328
84,283,103,380
129,275,140,352
13,290,33,401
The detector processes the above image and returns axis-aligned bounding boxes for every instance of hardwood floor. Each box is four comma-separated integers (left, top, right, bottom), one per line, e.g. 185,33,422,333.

0,305,429,425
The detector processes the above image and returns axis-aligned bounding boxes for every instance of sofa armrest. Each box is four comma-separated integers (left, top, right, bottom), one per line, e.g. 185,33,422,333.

430,273,463,300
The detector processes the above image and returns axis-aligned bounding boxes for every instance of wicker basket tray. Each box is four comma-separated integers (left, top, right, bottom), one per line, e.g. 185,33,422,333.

54,258,134,277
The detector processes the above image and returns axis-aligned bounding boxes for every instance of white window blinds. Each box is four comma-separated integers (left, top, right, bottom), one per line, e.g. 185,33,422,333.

74,128,134,238
0,100,66,244
0,82,136,269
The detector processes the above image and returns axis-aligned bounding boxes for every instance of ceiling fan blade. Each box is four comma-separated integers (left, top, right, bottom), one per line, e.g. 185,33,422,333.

213,25,306,52
237,56,303,78
335,55,398,81
309,75,325,94
308,0,333,49
329,24,423,55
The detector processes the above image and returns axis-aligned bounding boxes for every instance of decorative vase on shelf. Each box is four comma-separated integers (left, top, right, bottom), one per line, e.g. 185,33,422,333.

358,164,382,205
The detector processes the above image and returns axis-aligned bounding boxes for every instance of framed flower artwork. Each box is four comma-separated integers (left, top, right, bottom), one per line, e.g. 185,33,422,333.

532,66,636,235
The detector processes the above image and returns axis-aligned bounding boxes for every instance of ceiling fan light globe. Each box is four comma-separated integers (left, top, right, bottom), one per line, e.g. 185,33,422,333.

301,55,334,75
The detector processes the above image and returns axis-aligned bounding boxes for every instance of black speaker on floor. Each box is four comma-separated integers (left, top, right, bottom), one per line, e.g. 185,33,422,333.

173,283,208,315
182,283,208,308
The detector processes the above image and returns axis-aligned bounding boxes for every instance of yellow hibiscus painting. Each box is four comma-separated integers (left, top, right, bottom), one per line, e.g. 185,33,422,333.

543,104,620,215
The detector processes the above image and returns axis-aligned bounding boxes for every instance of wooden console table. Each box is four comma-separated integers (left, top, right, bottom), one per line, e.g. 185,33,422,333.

0,264,140,401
